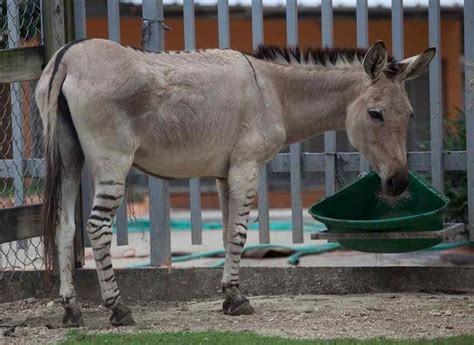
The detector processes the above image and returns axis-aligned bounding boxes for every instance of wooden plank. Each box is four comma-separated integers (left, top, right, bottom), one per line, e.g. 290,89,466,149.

0,46,44,83
310,223,465,241
0,204,43,244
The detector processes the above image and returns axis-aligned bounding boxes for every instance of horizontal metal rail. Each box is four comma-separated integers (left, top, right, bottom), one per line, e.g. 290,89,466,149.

0,151,468,179
310,223,465,241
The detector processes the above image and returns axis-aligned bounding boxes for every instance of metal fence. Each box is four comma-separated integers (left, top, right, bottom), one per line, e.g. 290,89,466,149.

1,0,473,271
0,0,44,275
73,0,474,267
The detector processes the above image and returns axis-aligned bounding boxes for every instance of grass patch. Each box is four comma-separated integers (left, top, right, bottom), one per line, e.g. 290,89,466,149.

62,330,474,345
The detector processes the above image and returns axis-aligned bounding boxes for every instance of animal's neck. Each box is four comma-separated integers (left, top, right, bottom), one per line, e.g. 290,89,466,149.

256,60,366,146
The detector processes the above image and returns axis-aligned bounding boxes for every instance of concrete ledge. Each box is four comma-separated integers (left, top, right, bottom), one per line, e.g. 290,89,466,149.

2,266,474,304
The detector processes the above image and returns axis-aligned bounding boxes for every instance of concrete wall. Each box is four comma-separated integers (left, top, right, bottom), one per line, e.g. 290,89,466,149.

2,267,474,304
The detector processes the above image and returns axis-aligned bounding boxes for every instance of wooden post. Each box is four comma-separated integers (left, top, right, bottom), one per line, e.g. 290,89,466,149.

64,0,76,43
42,0,66,62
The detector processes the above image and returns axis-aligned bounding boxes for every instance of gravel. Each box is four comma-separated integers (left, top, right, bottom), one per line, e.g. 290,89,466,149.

1,293,474,344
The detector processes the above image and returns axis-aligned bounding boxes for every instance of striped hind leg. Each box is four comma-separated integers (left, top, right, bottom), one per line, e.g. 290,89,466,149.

221,162,259,315
86,170,135,326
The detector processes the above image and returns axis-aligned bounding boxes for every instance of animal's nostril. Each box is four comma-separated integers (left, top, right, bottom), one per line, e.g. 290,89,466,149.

386,177,395,190
385,171,409,196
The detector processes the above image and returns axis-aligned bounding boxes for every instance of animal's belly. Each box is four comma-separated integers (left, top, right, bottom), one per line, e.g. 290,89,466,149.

133,145,229,179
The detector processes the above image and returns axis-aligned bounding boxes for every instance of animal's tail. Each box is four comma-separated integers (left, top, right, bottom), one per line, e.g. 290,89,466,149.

36,45,70,272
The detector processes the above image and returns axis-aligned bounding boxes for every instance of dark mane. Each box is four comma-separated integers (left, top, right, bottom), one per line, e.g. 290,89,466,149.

252,45,399,77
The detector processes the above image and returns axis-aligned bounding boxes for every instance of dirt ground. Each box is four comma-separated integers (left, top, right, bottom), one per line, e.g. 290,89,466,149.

1,293,474,344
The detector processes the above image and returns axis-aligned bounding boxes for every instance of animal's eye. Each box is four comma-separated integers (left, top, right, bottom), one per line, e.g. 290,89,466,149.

410,112,414,118
368,109,384,122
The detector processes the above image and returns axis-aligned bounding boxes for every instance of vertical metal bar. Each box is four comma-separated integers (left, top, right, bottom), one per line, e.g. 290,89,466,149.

252,0,264,48
322,0,336,195
357,0,370,173
107,0,121,43
464,1,474,239
392,1,415,156
74,0,91,247
286,0,298,47
286,0,303,243
74,0,86,39
428,0,443,192
107,0,127,245
149,178,171,267
115,193,128,246
143,0,165,52
189,179,202,244
391,0,404,60
7,0,24,208
356,0,368,48
257,166,270,243
183,0,202,245
143,0,170,266
8,0,26,250
218,0,230,49
251,0,269,243
184,0,195,50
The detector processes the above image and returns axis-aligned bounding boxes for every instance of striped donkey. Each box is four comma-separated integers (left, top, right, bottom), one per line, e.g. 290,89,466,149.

35,38,435,326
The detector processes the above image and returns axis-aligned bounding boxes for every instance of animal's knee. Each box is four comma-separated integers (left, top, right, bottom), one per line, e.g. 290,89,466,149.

55,222,76,247
87,221,113,247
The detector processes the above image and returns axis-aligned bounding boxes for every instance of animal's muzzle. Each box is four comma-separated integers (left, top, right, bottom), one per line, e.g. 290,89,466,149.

384,169,409,197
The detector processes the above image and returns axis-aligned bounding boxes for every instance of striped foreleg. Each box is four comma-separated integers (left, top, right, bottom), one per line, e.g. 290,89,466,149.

86,180,134,326
221,163,260,315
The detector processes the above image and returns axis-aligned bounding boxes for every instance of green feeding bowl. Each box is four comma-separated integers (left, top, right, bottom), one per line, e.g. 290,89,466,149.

309,171,449,253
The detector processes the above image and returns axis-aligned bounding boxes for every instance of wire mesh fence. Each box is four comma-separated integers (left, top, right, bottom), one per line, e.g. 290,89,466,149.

0,0,44,278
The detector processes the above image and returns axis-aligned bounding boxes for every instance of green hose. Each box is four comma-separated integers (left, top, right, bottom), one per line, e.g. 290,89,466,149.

123,218,472,268
128,240,472,269
287,243,341,265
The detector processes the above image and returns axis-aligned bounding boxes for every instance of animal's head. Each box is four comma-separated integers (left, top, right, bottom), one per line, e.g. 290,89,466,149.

346,41,435,197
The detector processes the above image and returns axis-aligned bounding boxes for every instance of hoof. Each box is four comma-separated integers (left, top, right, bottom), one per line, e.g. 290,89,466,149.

110,303,135,327
223,294,255,316
62,305,84,328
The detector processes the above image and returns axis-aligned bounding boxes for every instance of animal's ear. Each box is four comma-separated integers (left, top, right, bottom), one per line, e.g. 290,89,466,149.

396,47,436,81
363,41,388,79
